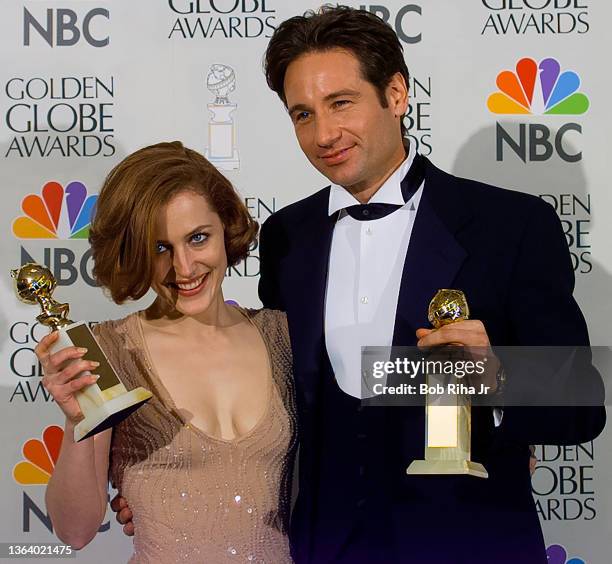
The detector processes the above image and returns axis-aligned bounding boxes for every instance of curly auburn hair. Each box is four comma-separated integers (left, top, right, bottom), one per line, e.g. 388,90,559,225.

89,141,258,303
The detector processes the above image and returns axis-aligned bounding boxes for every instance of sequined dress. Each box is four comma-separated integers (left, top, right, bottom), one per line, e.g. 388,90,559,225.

93,309,297,563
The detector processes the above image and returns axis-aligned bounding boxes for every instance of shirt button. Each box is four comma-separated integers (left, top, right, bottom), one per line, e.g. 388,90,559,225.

360,296,368,304
365,227,373,235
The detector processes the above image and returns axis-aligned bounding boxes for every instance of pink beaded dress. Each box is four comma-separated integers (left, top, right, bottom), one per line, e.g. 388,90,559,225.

93,309,297,563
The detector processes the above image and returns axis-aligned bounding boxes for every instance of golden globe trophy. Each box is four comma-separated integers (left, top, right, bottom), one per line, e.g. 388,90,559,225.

406,289,488,478
205,63,240,171
11,263,152,442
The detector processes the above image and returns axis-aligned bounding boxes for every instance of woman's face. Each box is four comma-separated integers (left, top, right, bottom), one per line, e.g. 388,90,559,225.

151,190,227,317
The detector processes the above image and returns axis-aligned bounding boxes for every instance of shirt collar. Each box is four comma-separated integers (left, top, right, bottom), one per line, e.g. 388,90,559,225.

328,147,417,216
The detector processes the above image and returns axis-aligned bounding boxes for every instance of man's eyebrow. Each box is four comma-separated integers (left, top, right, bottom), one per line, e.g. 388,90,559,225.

323,89,361,102
288,90,361,115
288,103,310,115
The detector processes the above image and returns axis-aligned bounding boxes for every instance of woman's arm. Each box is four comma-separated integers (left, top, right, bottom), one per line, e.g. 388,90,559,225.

45,424,111,548
36,332,112,549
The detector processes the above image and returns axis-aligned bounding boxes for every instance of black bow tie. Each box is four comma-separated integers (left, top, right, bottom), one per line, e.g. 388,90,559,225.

344,153,426,221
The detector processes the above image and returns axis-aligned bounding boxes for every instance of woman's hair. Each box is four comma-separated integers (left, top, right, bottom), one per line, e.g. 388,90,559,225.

264,5,410,136
89,141,258,303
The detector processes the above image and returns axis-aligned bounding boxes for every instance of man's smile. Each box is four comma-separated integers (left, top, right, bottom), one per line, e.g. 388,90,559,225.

319,145,355,165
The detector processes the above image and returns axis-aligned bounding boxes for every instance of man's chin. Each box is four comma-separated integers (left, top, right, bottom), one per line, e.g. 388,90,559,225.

320,167,361,189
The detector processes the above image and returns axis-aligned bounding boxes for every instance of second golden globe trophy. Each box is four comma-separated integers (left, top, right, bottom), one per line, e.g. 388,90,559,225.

11,263,152,442
406,289,488,478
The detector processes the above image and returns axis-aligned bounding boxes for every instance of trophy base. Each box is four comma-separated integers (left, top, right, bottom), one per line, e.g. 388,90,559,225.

406,459,488,478
74,387,153,442
205,149,240,171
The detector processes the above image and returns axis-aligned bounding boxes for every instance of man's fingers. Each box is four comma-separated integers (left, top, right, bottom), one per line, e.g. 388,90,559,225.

415,328,432,339
417,329,460,347
117,507,133,525
111,495,132,536
438,327,483,345
111,495,127,511
110,494,124,512
417,320,489,348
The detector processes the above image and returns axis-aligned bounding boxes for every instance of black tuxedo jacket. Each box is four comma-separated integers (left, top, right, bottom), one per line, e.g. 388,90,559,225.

258,158,605,564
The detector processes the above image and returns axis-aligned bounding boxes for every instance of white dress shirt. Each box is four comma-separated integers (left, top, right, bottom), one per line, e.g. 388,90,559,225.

324,151,423,398
324,151,503,425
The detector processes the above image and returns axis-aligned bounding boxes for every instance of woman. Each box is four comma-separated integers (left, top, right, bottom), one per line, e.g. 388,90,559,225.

35,141,297,563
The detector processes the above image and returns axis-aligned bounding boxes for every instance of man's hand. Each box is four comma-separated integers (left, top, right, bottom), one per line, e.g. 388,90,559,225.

416,319,491,348
110,494,134,536
416,320,500,391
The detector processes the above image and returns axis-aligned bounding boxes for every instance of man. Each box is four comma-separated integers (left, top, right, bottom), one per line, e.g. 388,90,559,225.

257,6,604,564
114,7,604,563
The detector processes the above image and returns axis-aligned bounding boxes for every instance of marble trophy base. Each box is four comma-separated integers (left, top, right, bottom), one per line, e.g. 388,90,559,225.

73,388,152,442
206,103,239,171
204,148,240,171
406,459,488,478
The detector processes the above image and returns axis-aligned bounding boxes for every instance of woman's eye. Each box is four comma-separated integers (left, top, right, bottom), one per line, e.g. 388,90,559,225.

155,242,167,254
191,232,208,244
334,100,350,108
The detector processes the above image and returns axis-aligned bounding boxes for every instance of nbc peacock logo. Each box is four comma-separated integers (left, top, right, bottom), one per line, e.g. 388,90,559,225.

13,425,63,485
12,181,98,240
546,544,585,564
487,57,589,116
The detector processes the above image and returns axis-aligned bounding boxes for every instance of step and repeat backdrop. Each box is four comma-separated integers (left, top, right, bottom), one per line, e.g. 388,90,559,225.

1,1,611,562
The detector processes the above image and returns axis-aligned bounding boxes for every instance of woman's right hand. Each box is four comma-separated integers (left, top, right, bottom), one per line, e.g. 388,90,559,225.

35,332,100,424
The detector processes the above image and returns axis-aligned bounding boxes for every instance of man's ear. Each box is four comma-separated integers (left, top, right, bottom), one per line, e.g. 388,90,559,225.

386,72,409,117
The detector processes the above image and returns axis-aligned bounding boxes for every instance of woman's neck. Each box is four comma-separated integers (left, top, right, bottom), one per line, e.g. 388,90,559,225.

143,297,244,337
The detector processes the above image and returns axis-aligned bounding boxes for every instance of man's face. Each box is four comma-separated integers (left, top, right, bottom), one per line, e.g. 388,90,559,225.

283,48,408,200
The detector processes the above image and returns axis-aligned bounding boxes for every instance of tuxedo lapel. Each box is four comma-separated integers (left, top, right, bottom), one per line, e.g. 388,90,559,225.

393,160,470,345
284,193,337,407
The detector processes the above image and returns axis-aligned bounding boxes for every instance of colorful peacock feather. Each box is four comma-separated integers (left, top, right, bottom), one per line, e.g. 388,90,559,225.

13,181,97,239
13,425,63,485
487,57,589,115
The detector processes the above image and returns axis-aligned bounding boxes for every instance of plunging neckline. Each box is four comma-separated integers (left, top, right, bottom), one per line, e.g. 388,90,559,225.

131,308,276,445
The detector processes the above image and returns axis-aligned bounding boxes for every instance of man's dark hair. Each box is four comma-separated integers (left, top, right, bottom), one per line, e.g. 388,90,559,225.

264,5,410,136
